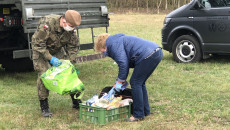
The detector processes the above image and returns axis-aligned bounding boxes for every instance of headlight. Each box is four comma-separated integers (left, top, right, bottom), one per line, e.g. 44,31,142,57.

163,18,171,27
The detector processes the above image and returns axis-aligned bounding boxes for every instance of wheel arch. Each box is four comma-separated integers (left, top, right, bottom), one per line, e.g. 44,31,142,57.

167,26,204,53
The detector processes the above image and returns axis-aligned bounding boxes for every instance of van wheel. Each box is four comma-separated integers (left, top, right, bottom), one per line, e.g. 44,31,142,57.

172,35,202,63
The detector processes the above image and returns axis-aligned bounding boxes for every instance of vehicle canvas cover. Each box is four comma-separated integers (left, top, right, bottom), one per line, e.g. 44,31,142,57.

21,0,109,33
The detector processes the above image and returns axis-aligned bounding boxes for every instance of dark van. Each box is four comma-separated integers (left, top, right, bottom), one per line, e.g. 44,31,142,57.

161,0,230,63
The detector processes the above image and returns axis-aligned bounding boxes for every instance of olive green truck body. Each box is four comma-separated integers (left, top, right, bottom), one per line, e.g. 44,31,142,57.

0,0,109,71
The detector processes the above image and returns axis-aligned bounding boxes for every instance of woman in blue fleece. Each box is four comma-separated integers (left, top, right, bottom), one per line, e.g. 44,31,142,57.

94,33,163,122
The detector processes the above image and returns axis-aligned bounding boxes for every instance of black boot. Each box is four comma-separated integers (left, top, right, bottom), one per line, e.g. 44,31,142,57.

70,93,82,109
40,98,52,117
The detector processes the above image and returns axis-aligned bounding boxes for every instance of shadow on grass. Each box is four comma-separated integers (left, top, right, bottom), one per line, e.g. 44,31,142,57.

0,64,36,85
203,55,230,63
163,54,230,64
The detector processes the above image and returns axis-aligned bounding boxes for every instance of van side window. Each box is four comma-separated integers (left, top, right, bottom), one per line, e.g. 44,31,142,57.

201,0,212,8
208,0,230,8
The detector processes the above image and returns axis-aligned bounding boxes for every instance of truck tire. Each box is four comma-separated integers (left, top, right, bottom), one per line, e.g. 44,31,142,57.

2,58,34,72
172,35,202,63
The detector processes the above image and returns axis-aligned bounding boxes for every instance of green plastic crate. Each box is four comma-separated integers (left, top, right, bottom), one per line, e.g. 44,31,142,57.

79,103,131,125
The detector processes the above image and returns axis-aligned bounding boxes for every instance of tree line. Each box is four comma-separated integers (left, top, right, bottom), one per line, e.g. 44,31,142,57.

107,0,191,13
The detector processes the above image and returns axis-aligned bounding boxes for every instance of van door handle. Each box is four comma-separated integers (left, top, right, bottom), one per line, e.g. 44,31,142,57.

188,17,194,19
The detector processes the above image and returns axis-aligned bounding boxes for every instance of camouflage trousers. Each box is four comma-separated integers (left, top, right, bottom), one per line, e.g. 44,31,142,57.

33,49,66,100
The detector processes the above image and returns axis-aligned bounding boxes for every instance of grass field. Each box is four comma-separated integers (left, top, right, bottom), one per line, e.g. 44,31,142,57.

1,14,230,129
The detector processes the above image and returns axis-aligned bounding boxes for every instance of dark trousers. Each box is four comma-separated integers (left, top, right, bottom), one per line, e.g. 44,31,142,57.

130,49,163,118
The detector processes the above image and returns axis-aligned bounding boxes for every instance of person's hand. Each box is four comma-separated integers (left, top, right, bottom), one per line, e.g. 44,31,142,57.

121,81,129,91
114,81,122,92
108,87,115,99
50,57,62,67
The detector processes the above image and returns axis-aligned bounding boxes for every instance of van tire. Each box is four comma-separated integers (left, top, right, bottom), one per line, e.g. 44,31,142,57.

172,35,202,63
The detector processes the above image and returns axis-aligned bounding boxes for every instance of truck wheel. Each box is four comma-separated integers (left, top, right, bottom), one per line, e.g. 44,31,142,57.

2,58,34,72
172,35,202,63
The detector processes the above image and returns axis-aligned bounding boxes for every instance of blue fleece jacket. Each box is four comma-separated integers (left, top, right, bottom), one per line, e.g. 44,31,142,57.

104,33,160,82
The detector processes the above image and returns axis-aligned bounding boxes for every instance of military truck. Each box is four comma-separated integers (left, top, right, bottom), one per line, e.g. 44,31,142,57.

0,0,109,71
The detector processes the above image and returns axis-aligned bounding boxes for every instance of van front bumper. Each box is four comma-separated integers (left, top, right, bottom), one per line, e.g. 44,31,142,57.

162,42,171,52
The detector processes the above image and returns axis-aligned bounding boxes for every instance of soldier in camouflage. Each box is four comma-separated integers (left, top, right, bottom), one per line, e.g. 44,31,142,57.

32,10,82,117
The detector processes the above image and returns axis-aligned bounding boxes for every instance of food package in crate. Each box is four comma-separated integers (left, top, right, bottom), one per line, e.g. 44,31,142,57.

86,94,132,110
99,93,114,103
86,95,99,112
106,96,122,109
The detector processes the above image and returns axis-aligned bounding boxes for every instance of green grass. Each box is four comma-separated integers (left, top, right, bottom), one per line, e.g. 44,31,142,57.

1,14,230,129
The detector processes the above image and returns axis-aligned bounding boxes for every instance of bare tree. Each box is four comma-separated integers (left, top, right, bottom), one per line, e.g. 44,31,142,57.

106,0,191,13
157,0,163,14
115,0,119,8
177,0,180,8
146,0,149,13
173,0,176,9
137,0,139,11
165,0,168,10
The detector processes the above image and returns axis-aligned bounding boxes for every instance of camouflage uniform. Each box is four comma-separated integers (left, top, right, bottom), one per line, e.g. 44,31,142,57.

32,15,79,100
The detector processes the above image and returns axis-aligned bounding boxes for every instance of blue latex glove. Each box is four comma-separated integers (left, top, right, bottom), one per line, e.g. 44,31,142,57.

121,81,129,91
50,57,62,67
114,81,122,92
108,87,115,100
